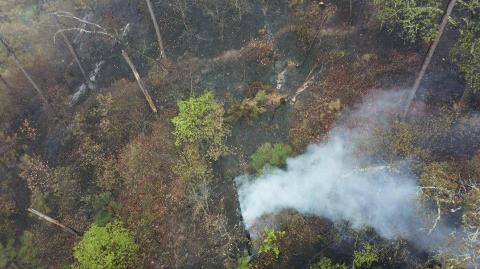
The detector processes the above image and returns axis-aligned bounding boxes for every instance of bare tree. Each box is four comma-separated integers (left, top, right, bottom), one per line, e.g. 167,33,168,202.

145,0,167,59
52,12,158,113
402,0,458,120
53,15,89,84
121,50,158,113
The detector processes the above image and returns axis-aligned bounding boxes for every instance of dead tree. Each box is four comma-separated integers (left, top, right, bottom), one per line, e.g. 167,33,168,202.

402,0,458,119
0,35,52,111
122,50,158,113
27,208,80,237
145,0,167,59
53,15,89,83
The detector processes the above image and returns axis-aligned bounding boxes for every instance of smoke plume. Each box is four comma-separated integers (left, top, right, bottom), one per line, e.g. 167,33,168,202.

236,90,427,239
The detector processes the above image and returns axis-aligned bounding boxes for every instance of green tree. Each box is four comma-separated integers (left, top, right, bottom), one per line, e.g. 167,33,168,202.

251,143,293,173
172,91,229,161
451,18,480,92
72,220,140,269
373,0,442,43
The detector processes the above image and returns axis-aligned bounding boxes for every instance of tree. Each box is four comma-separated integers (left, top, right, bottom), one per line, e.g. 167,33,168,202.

402,0,458,119
451,17,480,96
72,220,140,269
145,0,167,59
373,0,442,44
172,90,229,161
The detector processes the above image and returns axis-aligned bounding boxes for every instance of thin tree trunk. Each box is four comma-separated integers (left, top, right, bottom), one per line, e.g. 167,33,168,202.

402,0,458,120
0,35,52,111
54,16,89,83
27,208,80,237
121,50,158,113
145,0,167,59
458,85,474,112
0,73,13,91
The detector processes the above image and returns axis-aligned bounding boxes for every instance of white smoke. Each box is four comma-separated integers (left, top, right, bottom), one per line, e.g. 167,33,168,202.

236,90,425,239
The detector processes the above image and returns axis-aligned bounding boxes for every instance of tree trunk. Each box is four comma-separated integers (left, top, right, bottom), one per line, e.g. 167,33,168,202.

458,85,474,112
54,16,89,84
0,35,52,111
0,73,13,91
27,208,80,237
402,0,457,120
121,50,158,113
145,0,167,59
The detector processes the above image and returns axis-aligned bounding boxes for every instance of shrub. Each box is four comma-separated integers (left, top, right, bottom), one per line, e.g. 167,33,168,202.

451,18,480,92
172,91,229,161
310,257,348,269
235,252,250,269
353,243,379,268
259,228,285,258
92,192,119,227
72,220,140,269
251,143,294,173
227,90,269,122
373,0,442,43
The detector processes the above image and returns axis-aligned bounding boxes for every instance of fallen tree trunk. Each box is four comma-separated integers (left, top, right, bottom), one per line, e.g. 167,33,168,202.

27,208,80,237
121,50,158,113
402,0,458,120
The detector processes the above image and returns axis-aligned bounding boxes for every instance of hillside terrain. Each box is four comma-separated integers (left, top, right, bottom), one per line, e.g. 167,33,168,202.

1,0,480,268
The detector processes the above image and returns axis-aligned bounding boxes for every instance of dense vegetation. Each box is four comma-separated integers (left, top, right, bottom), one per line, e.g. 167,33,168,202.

0,0,479,268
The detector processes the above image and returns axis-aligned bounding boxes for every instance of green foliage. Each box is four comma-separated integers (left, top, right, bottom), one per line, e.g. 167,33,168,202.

251,143,294,173
18,231,43,269
0,232,43,269
0,239,16,268
72,220,140,269
353,244,379,268
373,0,442,43
172,91,229,161
259,228,285,258
173,144,212,181
92,192,119,227
451,18,480,92
310,257,348,269
235,252,250,269
227,90,269,122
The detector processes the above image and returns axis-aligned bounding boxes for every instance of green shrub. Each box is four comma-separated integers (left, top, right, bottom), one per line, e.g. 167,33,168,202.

72,220,140,269
373,0,442,43
92,192,119,227
259,228,285,258
353,243,379,268
227,90,269,122
310,257,348,269
251,143,293,173
172,91,229,161
235,252,250,269
451,18,480,92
